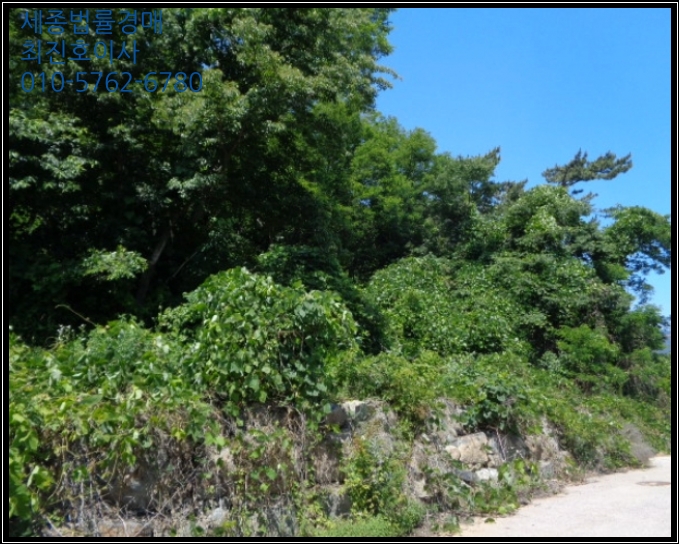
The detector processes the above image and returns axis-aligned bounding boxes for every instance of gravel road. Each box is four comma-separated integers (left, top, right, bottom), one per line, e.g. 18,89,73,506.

456,456,672,538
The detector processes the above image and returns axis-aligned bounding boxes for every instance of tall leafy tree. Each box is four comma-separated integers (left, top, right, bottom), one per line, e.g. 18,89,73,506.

8,8,396,341
344,114,436,278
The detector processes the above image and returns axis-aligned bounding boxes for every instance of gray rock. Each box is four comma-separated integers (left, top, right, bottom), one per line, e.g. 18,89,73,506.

454,469,479,484
620,423,656,466
408,441,431,479
105,463,160,512
325,404,349,428
488,432,530,464
322,487,353,518
255,503,298,537
426,399,465,444
341,400,376,424
475,468,499,482
445,432,490,468
312,437,343,484
525,434,560,462
97,519,155,537
43,519,154,538
208,506,229,526
411,477,432,500
538,460,556,480
212,446,236,474
349,402,399,461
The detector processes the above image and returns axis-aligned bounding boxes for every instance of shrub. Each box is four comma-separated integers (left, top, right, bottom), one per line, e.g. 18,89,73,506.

442,353,536,433
556,325,625,392
343,437,406,517
621,349,671,403
160,267,358,415
329,351,443,426
313,515,399,537
338,436,425,536
9,324,215,536
366,256,523,357
256,244,389,354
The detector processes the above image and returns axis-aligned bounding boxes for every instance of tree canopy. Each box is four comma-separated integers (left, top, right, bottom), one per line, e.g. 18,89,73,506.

8,9,671,537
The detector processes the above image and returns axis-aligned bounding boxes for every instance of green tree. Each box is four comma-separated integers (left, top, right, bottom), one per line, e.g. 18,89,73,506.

601,206,671,302
344,115,436,278
8,8,397,341
542,149,632,189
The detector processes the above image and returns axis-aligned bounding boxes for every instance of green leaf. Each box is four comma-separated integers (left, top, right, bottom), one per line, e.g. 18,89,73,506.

80,394,103,406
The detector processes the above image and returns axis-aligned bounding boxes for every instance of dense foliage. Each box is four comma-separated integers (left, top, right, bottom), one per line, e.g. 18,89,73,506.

8,7,671,537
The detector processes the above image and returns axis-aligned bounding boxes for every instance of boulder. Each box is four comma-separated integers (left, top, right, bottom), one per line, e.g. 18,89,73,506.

475,468,499,482
488,432,530,464
525,433,560,462
312,436,343,485
426,399,465,444
212,446,237,474
538,460,556,480
44,519,154,538
445,433,490,468
348,401,399,461
341,400,377,425
321,486,353,517
325,404,349,428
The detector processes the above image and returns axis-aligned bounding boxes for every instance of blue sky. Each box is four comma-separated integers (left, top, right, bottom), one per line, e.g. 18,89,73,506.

376,7,671,316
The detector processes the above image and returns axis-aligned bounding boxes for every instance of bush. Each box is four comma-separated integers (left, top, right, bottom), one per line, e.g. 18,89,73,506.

329,351,443,425
366,256,523,357
9,324,216,535
256,244,389,354
442,353,536,433
160,267,358,414
556,325,625,392
313,516,399,538
340,435,425,534
343,437,406,517
621,349,671,403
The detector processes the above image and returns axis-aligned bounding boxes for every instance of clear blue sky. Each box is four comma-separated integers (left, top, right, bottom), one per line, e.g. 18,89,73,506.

376,7,671,316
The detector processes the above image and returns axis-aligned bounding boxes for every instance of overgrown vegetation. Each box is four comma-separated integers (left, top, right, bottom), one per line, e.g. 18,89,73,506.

8,7,671,537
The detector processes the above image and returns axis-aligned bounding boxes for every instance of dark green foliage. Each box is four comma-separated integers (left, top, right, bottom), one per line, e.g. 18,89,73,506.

366,256,524,357
443,354,536,433
160,267,357,413
602,207,671,301
421,147,505,255
556,325,626,393
8,7,397,342
329,351,443,426
542,149,632,187
339,437,425,535
9,326,215,535
344,115,437,278
256,245,389,353
621,349,671,403
8,8,672,536
613,306,666,354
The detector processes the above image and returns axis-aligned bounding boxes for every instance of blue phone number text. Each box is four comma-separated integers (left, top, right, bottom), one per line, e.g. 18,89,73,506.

21,71,202,93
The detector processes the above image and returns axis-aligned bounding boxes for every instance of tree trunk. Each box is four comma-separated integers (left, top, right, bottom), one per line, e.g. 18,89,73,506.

135,225,172,306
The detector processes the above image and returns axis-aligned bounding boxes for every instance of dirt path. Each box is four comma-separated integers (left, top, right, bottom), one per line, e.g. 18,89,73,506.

455,456,672,538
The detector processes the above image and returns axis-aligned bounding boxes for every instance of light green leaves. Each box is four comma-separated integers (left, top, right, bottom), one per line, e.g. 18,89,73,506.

162,267,357,414
82,246,148,281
